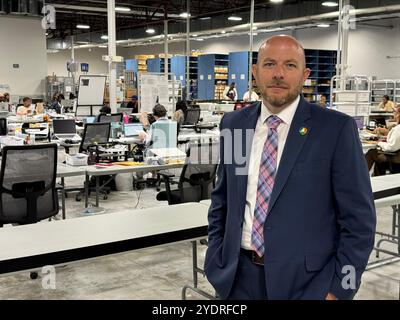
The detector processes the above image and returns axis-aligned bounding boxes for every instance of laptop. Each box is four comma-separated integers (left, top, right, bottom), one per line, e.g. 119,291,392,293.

53,119,81,141
83,116,96,124
124,123,143,137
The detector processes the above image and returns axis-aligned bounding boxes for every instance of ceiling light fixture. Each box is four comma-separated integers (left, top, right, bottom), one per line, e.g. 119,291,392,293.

76,24,90,29
146,28,156,34
101,35,108,40
199,16,211,20
179,12,191,18
115,6,131,12
322,1,339,7
270,0,284,3
317,23,331,28
221,30,226,34
228,15,242,21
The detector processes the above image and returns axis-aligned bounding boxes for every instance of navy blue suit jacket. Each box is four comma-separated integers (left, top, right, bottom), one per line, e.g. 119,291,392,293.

204,97,376,300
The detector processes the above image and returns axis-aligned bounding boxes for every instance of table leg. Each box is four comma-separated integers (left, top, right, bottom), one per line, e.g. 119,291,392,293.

96,176,100,207
85,174,89,208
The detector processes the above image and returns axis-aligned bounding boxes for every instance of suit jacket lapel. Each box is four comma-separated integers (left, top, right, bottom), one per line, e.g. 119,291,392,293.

236,102,261,217
267,96,312,215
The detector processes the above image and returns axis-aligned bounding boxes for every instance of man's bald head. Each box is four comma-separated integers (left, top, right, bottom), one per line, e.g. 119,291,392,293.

252,34,310,112
258,35,306,68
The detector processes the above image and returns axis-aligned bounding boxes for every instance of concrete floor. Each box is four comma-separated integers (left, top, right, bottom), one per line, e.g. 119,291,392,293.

0,174,399,300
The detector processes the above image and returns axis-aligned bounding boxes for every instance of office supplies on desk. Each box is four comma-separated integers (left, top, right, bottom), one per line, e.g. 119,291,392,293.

65,153,88,166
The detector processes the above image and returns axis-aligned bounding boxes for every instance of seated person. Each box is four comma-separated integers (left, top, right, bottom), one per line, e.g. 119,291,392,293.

365,107,400,175
126,95,139,113
50,93,62,114
172,100,187,126
138,104,169,146
16,97,33,116
378,95,395,112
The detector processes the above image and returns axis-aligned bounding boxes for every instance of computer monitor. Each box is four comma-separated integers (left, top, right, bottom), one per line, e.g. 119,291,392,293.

53,119,76,134
353,116,364,130
98,113,123,123
83,116,96,124
184,108,201,125
124,123,143,137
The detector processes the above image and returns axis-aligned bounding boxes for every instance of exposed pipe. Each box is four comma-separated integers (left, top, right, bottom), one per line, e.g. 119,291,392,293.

186,0,190,101
107,0,117,113
248,0,255,100
60,4,400,50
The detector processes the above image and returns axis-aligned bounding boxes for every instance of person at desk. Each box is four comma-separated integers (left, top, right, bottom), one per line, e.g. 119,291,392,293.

16,97,33,116
365,107,400,175
378,95,395,112
50,93,62,114
1,92,9,102
126,95,139,113
138,104,169,146
172,100,187,126
243,88,259,102
99,105,111,114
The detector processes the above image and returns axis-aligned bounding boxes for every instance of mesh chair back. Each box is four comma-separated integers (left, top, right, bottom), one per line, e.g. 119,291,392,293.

150,121,177,149
184,108,201,125
98,113,123,123
0,144,58,224
179,142,219,202
79,123,110,152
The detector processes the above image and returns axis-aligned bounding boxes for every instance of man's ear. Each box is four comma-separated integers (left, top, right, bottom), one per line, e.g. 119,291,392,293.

303,68,311,82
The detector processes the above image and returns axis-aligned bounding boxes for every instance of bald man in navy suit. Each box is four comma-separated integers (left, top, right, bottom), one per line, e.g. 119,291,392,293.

204,35,376,300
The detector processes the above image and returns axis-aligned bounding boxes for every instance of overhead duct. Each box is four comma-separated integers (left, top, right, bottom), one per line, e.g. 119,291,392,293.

1,0,43,15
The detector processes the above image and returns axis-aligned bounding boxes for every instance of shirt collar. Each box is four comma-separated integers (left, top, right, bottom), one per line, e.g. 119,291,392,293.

260,95,300,126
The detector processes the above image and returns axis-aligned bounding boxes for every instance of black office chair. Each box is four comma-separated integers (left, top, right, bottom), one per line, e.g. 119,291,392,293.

79,122,111,153
98,113,123,123
156,142,219,205
76,123,112,201
183,108,201,126
0,118,7,136
0,144,60,226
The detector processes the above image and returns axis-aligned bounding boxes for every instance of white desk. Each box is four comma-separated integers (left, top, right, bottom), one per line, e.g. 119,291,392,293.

0,203,208,275
178,130,219,143
56,163,87,178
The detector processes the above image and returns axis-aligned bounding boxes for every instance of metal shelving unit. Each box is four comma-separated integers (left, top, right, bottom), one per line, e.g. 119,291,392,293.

330,75,371,120
370,80,396,107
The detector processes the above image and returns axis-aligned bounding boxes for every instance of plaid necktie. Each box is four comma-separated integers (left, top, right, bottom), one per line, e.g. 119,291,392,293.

251,115,282,257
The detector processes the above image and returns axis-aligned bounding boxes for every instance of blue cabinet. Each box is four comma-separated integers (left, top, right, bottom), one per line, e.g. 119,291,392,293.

147,58,171,73
125,59,138,73
228,51,258,100
171,56,198,100
304,49,337,103
198,54,228,100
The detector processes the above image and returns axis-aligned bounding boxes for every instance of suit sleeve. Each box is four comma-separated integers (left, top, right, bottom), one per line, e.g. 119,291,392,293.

330,117,376,300
207,115,228,248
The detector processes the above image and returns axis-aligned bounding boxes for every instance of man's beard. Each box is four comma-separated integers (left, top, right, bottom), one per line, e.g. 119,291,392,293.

263,82,303,108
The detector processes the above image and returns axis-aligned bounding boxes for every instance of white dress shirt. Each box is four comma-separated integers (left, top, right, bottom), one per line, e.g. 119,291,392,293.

378,124,400,152
243,91,260,102
241,96,300,250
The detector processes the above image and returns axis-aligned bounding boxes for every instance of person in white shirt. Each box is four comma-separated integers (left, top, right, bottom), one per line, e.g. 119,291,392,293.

365,107,400,175
243,88,259,102
222,82,238,101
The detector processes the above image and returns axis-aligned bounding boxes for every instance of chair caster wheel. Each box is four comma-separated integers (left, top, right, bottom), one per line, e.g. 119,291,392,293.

75,195,81,201
30,272,38,280
103,195,108,200
156,187,161,192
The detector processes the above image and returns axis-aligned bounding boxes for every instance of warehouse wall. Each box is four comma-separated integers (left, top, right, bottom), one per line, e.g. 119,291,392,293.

47,47,109,77
0,16,47,96
46,23,400,80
